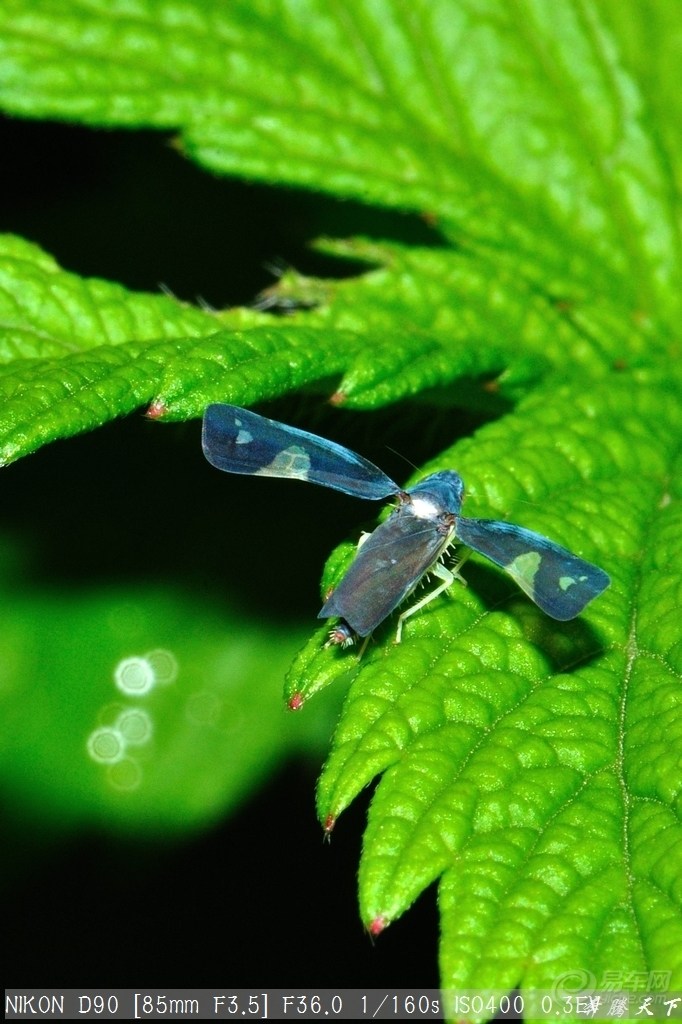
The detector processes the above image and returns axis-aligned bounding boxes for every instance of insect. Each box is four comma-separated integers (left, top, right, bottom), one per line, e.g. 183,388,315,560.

202,404,610,646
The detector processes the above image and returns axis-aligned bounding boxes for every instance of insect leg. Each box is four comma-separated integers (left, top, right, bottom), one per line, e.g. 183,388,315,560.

357,634,371,659
450,547,472,578
394,561,459,644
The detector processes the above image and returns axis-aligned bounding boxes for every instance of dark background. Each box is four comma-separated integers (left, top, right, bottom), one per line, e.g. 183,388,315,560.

0,114,472,989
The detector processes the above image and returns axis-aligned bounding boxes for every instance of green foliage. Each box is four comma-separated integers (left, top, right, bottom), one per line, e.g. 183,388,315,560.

0,564,313,832
1,0,682,1006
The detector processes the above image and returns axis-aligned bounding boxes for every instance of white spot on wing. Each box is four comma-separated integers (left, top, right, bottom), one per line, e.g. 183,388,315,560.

255,445,312,479
236,429,252,444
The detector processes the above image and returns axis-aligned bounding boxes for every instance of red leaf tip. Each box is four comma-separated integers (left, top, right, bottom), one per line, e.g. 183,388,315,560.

146,399,168,419
287,692,304,711
368,915,388,937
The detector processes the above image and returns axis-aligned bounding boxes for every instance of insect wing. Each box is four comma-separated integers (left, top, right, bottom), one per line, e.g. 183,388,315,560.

202,404,399,500
456,517,610,621
319,512,448,636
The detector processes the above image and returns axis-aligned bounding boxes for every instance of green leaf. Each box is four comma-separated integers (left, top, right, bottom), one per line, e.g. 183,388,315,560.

305,370,682,991
2,0,681,321
0,230,665,465
2,0,682,1005
0,531,333,832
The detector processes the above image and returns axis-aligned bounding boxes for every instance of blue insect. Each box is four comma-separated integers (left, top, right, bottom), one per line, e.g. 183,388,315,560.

202,404,610,646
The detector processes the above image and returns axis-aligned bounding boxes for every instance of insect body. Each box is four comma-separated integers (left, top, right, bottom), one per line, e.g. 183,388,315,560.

202,405,610,645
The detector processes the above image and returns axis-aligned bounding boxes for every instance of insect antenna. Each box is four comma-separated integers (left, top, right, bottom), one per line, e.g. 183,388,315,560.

384,445,420,474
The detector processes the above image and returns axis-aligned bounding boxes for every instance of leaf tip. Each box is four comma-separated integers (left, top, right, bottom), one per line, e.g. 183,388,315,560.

287,692,304,711
329,390,347,407
322,813,336,836
367,915,388,938
146,399,168,420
